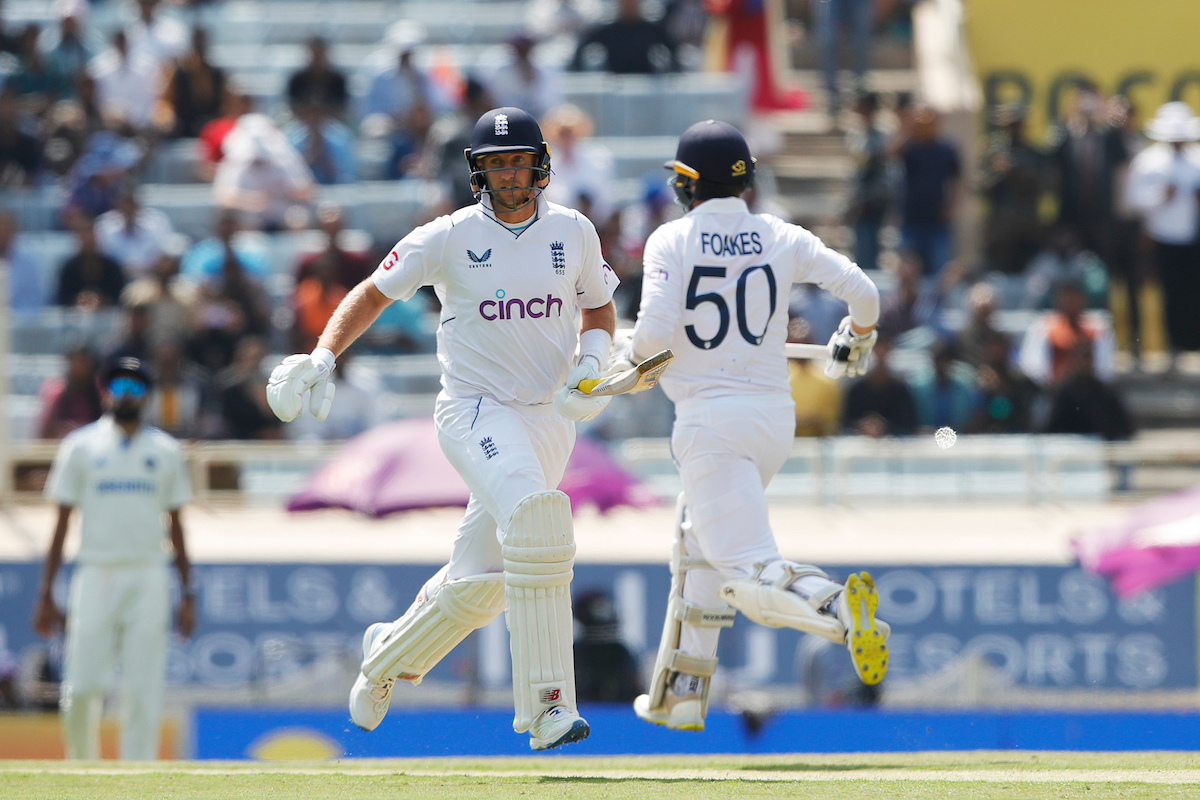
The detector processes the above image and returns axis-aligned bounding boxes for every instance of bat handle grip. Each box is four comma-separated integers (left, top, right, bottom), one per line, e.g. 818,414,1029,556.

575,378,601,394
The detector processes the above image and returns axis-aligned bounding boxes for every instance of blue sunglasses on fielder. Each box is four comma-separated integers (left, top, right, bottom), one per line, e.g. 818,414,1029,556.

109,377,147,398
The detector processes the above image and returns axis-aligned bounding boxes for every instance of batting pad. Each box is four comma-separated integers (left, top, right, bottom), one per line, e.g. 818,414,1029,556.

362,573,506,684
503,490,577,733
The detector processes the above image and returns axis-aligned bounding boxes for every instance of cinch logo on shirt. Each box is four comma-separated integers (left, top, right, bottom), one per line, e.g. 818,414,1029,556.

96,479,156,494
479,289,564,320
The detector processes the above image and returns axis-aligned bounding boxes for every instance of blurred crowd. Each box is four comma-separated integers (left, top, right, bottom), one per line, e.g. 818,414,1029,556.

2,0,1184,448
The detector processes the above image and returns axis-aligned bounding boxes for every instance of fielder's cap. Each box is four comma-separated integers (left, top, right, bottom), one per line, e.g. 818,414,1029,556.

665,119,755,186
470,107,545,158
105,356,153,387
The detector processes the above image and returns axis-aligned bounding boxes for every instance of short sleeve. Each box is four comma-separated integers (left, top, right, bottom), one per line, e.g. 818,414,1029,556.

45,435,85,507
573,214,619,309
163,441,193,511
372,217,450,302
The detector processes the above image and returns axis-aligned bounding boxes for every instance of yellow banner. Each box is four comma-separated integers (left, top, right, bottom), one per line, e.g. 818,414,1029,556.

965,0,1200,137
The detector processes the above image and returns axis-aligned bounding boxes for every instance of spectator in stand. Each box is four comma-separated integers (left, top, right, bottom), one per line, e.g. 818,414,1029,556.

181,210,270,287
1018,278,1116,389
418,76,494,211
1050,80,1129,270
63,131,142,225
9,23,71,113
36,346,103,439
814,0,874,120
287,37,349,120
1,211,47,317
105,302,156,364
878,249,940,337
788,282,847,345
196,89,253,181
1107,95,1149,365
540,103,615,225
41,0,93,95
892,103,961,277
158,27,226,139
842,333,918,436
122,249,200,348
361,46,443,179
292,205,372,351
125,0,188,80
89,30,160,133
285,101,357,184
787,317,842,437
143,339,202,439
981,102,1049,274
966,330,1040,434
1124,101,1200,369
572,590,640,703
216,336,282,440
570,0,677,74
286,347,381,441
845,91,892,273
94,189,175,279
1046,342,1134,440
486,33,563,122
953,281,1003,368
708,0,806,111
908,339,978,433
1021,224,1109,311
56,216,127,309
0,86,41,187
213,113,315,231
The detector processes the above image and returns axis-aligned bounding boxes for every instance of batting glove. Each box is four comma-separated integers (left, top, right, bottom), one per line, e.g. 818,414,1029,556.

553,357,612,422
824,316,878,379
266,348,336,422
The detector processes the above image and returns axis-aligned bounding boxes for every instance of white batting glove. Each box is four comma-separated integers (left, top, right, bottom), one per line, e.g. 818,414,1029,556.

824,316,878,379
266,348,337,422
552,357,612,422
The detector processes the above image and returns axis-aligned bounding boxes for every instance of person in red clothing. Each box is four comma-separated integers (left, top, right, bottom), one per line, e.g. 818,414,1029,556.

37,346,103,439
706,0,807,111
195,89,252,181
292,204,372,351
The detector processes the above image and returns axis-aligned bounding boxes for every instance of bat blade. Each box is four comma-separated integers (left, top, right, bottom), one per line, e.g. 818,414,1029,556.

576,349,674,396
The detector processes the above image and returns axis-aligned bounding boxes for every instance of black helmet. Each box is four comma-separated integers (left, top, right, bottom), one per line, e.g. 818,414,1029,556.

104,356,153,388
665,119,755,205
463,107,551,200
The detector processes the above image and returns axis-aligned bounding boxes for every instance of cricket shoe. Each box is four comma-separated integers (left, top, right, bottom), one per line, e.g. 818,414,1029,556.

528,706,590,751
633,673,705,731
838,572,889,685
349,622,394,732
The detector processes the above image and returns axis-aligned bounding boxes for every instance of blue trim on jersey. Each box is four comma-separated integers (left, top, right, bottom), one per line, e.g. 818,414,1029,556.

470,397,482,429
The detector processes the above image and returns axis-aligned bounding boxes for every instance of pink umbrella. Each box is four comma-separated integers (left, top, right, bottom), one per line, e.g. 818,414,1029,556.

1072,485,1200,597
287,417,658,518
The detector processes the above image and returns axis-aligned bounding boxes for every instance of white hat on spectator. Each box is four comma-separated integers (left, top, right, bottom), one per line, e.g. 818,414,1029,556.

386,20,427,52
54,0,88,19
1145,101,1200,143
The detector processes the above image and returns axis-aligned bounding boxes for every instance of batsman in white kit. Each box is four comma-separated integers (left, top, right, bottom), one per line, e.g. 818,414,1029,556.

266,107,618,750
626,120,890,731
34,357,196,759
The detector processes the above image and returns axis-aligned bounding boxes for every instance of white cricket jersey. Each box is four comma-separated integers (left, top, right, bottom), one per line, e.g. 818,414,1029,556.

634,197,879,403
45,417,192,566
372,195,618,405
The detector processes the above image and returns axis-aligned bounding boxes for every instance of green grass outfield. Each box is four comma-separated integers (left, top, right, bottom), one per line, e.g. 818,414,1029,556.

4,752,1200,800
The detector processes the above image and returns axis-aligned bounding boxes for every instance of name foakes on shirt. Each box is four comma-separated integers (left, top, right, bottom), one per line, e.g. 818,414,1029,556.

700,231,763,257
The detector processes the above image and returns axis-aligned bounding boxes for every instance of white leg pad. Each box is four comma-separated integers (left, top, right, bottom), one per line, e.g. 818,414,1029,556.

637,495,735,728
362,572,506,684
504,490,576,734
720,563,848,643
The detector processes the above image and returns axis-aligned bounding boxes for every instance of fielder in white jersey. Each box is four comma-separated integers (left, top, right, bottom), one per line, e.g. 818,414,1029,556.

266,107,618,751
627,120,890,731
34,357,195,760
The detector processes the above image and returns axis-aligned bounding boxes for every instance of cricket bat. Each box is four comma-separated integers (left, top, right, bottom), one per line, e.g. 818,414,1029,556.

785,342,832,360
575,349,674,396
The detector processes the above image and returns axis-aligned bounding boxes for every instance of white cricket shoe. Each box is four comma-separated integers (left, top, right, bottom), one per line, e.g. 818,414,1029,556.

633,673,705,731
838,572,889,686
349,623,394,732
528,706,590,751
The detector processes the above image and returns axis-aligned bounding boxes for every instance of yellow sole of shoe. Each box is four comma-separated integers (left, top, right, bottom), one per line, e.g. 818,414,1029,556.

845,571,888,685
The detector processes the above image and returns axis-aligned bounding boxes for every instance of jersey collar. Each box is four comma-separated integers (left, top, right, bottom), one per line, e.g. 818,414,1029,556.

478,192,549,236
689,197,750,215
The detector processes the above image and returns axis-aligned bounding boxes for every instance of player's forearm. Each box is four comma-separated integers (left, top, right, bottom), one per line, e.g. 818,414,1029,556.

37,507,71,600
168,510,192,595
316,279,393,356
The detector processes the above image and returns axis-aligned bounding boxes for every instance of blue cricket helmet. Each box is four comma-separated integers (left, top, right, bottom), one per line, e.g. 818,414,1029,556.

464,107,552,195
665,119,755,205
